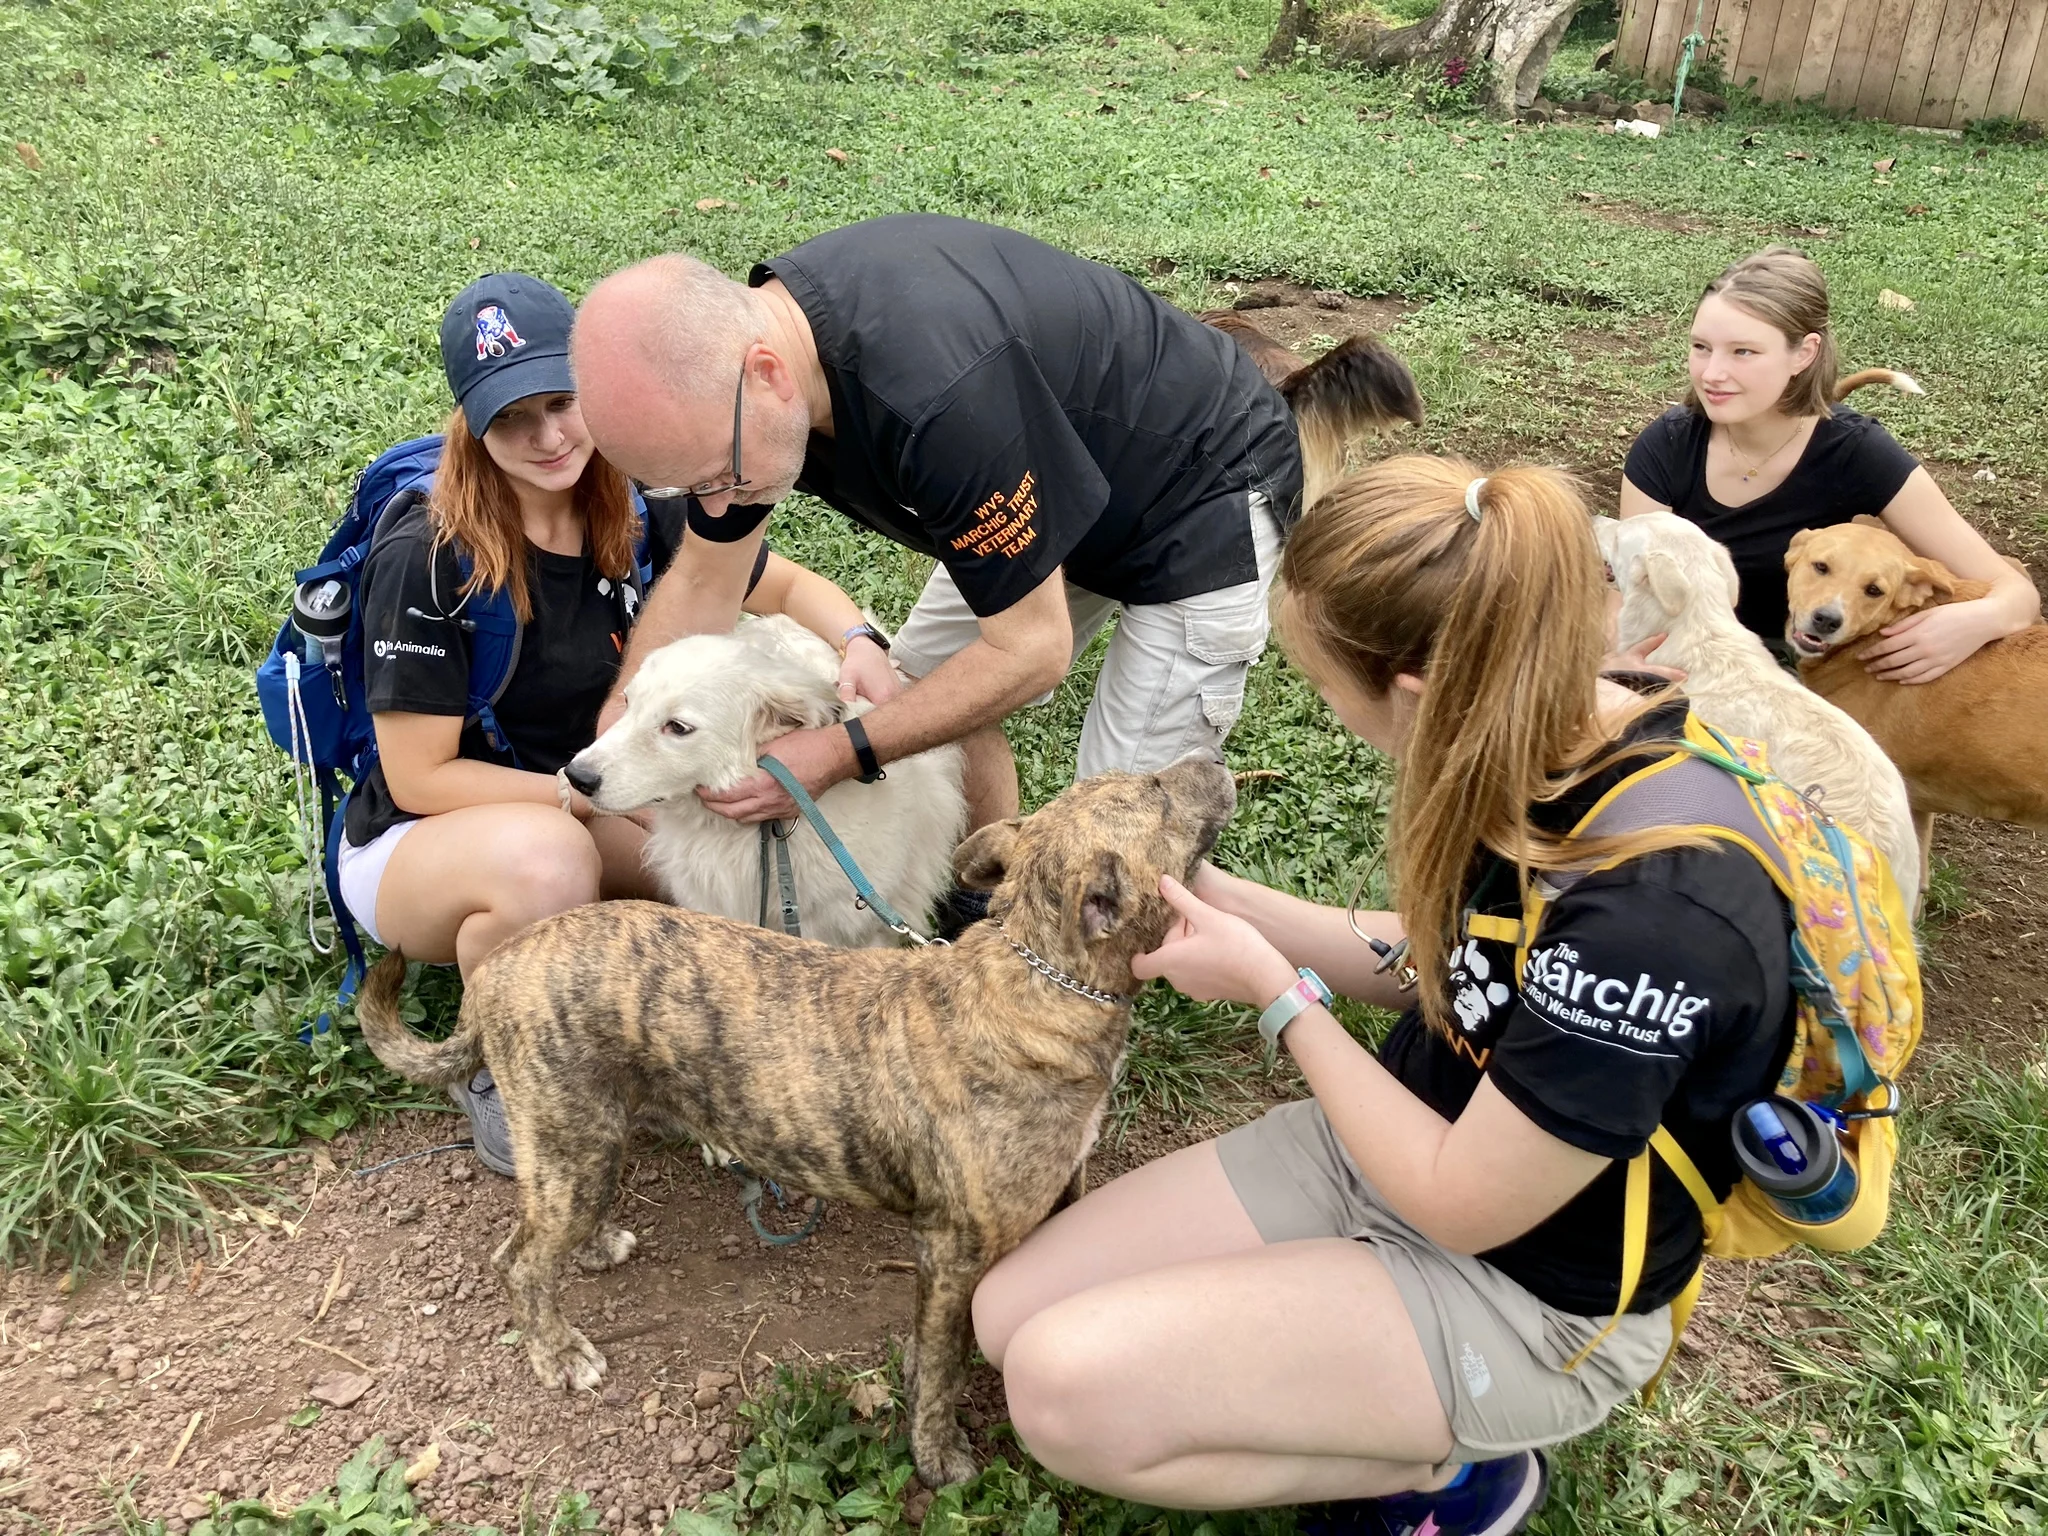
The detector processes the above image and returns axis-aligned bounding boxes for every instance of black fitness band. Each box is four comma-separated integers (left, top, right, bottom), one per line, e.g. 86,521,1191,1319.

843,718,885,784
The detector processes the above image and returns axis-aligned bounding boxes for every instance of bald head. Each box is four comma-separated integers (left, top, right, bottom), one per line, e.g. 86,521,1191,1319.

570,254,766,490
572,253,819,505
575,253,762,406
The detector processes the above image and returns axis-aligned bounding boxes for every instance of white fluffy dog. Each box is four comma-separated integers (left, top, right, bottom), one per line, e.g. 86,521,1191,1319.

568,616,968,948
1597,513,1921,899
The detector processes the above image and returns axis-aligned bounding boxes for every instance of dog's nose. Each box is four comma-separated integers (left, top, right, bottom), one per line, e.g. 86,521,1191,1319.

1807,607,1843,638
563,761,602,798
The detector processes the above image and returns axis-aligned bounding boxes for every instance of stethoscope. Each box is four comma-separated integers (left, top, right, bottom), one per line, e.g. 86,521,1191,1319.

1344,845,1419,992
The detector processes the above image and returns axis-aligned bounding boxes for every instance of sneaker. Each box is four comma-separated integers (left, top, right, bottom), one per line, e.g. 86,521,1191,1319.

1298,1449,1549,1536
447,1068,515,1177
932,884,991,942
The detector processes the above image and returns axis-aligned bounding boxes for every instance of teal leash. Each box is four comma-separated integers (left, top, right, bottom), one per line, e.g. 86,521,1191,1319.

728,1156,828,1246
756,752,943,945
757,819,803,937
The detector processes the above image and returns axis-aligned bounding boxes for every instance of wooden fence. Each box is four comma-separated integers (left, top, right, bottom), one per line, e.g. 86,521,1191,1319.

1614,0,2048,128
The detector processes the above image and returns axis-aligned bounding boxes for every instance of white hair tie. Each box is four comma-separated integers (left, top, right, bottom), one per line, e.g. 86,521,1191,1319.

1464,478,1488,523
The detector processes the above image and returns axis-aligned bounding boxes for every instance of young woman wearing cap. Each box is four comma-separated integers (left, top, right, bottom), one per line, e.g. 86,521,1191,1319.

340,273,894,1172
972,459,1804,1536
1620,246,2035,679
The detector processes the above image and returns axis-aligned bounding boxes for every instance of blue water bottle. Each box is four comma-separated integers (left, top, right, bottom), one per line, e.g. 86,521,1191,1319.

1730,1095,1858,1225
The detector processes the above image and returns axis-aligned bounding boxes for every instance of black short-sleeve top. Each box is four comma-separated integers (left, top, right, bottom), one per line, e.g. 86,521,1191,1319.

749,214,1303,617
1623,405,1919,641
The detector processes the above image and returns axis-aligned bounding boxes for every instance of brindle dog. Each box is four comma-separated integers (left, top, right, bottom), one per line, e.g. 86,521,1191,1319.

356,752,1236,1487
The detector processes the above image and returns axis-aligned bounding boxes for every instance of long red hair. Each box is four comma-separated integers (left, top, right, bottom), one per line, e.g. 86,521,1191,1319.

427,407,640,622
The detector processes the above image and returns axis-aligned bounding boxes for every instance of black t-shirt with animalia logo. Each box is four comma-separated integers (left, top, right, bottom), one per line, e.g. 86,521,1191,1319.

344,494,766,846
1623,404,1920,642
746,214,1303,617
1378,699,1796,1317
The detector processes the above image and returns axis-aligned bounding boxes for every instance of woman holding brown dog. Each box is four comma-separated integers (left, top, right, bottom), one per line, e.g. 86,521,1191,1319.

974,458,1801,1535
1620,245,2035,680
342,272,888,1173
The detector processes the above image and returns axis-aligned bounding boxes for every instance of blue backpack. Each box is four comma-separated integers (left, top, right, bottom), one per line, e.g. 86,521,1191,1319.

256,435,651,1025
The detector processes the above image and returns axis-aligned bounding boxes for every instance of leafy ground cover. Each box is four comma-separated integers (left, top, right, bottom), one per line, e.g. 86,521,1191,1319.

2,0,2045,1529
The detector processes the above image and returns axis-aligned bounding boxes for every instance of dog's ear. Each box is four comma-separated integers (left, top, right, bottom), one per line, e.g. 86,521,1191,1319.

1643,550,1691,617
1851,514,1888,530
953,819,1022,891
751,665,841,741
1784,528,1815,569
1900,556,1956,611
1079,851,1128,943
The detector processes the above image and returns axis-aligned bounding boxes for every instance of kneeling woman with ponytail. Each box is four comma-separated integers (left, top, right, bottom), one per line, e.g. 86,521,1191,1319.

972,459,1800,1535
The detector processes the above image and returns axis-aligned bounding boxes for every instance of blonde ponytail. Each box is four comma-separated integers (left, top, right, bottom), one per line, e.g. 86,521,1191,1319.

1277,456,1700,1039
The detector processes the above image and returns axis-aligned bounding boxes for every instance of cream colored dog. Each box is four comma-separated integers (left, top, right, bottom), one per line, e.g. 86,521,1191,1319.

1598,513,1921,898
565,616,967,948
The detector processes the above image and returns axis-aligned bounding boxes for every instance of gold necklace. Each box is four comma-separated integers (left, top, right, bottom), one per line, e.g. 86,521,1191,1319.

1725,420,1806,482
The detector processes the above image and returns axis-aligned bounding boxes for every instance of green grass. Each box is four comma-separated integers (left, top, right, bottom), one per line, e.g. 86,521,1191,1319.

4,0,2047,1528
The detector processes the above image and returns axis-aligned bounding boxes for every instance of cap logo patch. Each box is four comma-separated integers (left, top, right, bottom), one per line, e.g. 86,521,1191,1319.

474,304,526,361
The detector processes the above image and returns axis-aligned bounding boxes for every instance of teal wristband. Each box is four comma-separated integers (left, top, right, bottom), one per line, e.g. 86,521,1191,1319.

1258,967,1333,1052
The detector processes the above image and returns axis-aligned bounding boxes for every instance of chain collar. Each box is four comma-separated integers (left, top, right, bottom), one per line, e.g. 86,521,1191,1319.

998,924,1136,1008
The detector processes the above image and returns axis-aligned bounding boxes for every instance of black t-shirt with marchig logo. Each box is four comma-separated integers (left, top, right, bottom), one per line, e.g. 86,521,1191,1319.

344,494,765,846
750,214,1303,617
1379,700,1796,1317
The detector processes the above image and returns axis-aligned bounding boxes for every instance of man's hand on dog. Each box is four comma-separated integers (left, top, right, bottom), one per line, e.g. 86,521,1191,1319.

698,723,857,823
1131,873,1298,1009
1858,603,1993,685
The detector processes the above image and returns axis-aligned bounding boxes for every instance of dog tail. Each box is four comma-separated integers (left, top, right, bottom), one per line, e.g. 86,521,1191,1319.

1833,367,1925,401
355,949,485,1088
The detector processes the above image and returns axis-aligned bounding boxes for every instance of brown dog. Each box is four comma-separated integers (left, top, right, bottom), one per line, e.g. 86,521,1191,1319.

1784,517,2048,870
1197,310,1424,509
355,754,1237,1488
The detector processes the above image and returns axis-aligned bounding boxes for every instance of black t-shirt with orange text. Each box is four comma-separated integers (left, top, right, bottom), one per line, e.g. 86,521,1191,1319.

751,215,1303,617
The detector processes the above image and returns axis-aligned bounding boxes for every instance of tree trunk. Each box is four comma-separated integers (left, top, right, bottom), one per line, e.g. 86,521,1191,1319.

1267,0,1583,114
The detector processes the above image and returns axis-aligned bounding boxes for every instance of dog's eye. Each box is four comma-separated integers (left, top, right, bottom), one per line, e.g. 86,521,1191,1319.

1864,583,1884,599
1602,561,1615,586
662,719,694,738
1812,561,1829,576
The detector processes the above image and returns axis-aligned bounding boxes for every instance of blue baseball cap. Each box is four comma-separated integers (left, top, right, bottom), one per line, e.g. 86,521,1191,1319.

439,273,578,437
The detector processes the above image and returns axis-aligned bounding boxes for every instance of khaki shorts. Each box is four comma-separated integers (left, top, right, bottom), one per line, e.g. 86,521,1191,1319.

892,492,1281,779
1217,1099,1675,1467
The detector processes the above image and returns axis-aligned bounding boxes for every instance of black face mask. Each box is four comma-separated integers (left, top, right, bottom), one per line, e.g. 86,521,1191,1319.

681,499,774,544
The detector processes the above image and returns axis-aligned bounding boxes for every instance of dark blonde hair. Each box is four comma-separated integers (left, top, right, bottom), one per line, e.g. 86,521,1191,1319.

428,407,640,622
1686,245,1840,417
1277,456,1699,1039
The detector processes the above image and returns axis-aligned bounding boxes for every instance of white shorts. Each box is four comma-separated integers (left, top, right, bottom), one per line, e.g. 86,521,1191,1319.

891,492,1283,778
335,818,417,948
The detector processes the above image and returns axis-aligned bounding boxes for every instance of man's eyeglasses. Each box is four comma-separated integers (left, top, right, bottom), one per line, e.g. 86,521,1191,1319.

641,366,749,501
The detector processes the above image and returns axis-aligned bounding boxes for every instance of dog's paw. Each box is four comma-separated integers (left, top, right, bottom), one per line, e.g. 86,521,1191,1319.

572,1225,639,1272
527,1329,607,1393
911,1426,978,1489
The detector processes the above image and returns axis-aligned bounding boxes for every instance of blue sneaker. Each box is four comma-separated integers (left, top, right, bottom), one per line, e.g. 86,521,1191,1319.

1298,1449,1549,1536
447,1068,515,1177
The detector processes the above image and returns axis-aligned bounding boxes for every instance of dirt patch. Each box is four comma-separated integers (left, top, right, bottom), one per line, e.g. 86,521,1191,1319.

1919,817,2048,1071
1572,193,1722,237
1,1119,917,1534
1209,278,1417,353
0,1103,1241,1535
1924,460,2048,570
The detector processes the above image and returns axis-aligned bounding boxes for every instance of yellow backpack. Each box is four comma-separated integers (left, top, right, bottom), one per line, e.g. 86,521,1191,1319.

1464,713,1923,1385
